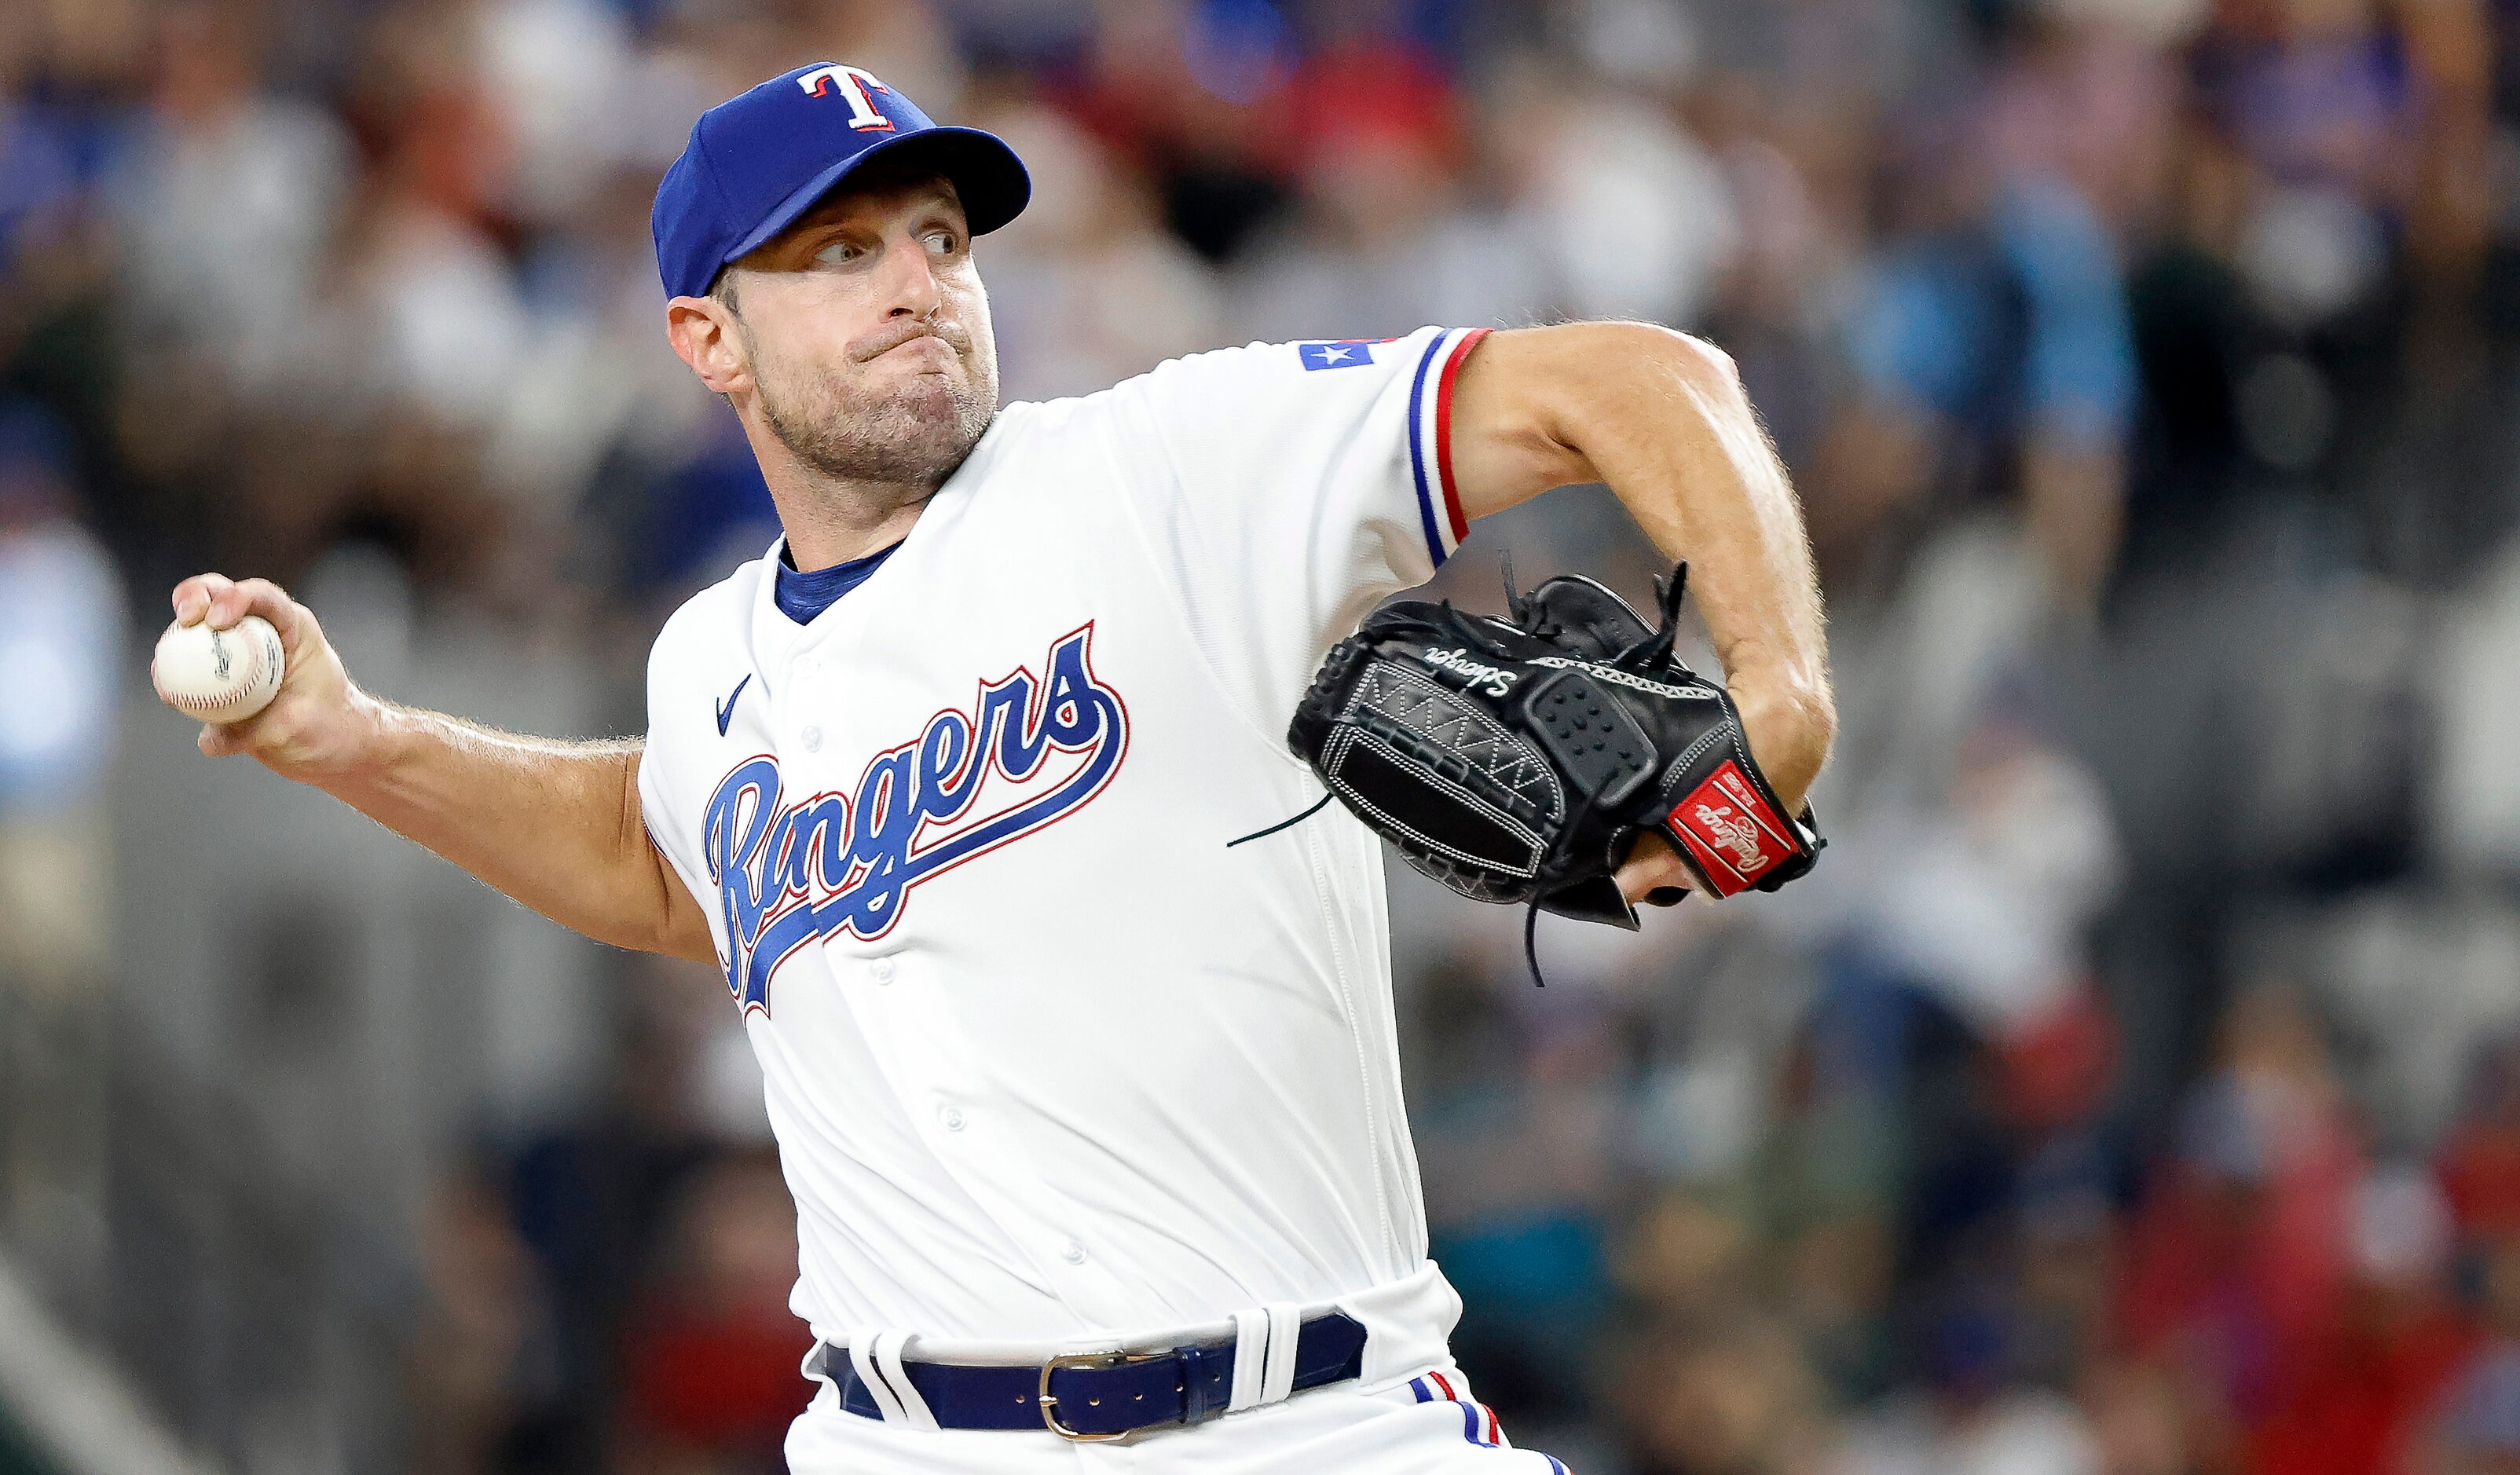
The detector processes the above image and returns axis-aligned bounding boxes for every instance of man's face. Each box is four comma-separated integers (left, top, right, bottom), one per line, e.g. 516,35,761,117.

713,173,998,489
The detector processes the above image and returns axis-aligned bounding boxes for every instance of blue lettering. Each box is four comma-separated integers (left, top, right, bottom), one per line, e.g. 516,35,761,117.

781,796,849,896
1041,631,1104,748
704,759,780,955
918,713,976,821
981,672,1047,780
697,628,1130,1014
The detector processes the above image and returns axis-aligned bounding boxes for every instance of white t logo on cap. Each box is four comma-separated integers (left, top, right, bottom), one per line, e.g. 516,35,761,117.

797,65,896,133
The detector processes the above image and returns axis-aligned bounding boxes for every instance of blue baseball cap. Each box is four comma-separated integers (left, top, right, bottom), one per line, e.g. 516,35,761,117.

652,64,1031,302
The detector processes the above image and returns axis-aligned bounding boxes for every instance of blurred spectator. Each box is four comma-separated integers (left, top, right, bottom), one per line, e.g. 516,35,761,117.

1418,973,1621,1421
1500,57,1744,328
1839,1297,2103,1475
2079,1358,2213,1475
408,1166,559,1475
0,61,79,284
496,957,745,1468
980,101,1225,402
2117,986,2364,1427
108,0,352,395
0,401,120,992
2443,1038,2520,1243
616,1152,807,1473
475,0,639,229
1842,155,2135,613
2430,1341,2520,1475
2423,1202,2520,1475
1613,1307,1833,1475
2251,1163,2476,1475
1233,31,1549,339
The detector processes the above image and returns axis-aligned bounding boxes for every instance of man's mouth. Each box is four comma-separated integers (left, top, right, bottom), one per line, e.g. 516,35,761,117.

854,322,961,364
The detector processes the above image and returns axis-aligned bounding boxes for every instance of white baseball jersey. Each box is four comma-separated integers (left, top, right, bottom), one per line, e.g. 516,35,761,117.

638,326,1492,1374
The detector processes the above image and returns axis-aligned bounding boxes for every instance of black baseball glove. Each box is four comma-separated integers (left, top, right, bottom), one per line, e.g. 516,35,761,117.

1286,562,1822,967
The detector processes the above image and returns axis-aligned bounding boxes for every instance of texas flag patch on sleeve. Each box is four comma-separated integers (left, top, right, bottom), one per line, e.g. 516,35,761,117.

1298,339,1389,371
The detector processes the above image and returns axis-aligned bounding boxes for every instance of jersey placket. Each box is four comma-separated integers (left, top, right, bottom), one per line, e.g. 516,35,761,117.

775,623,1135,1322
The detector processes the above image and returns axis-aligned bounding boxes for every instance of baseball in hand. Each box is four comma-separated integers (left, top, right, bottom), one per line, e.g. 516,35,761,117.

154,615,286,724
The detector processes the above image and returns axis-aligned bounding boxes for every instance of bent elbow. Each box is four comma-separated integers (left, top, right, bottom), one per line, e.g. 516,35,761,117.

1646,324,1740,393
1548,321,1742,405
1582,319,1734,370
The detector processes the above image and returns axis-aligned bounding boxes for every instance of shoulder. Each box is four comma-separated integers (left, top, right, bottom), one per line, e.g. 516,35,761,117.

993,332,1456,443
1024,333,1456,456
1138,331,1449,393
1062,331,1454,414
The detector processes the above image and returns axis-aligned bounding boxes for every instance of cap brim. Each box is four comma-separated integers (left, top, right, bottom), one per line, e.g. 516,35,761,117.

721,126,1031,271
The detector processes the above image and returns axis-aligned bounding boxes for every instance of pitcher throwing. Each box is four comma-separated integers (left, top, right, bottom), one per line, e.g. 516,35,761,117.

167,64,1834,1472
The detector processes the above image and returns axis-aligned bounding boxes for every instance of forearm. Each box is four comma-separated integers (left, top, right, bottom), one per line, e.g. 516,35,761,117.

1455,323,1836,807
1597,336,1830,799
322,697,712,960
166,572,715,961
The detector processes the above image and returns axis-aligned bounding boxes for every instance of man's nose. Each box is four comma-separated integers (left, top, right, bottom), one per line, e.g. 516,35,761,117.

881,236,944,318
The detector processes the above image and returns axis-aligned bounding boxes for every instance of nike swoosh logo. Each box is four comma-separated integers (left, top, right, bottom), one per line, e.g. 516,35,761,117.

716,675,751,737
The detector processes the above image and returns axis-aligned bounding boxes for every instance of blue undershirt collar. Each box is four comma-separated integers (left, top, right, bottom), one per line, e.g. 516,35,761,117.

775,540,901,625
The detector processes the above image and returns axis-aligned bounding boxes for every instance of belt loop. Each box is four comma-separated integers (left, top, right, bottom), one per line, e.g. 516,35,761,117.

1225,1308,1269,1412
1260,1303,1303,1405
847,1328,938,1432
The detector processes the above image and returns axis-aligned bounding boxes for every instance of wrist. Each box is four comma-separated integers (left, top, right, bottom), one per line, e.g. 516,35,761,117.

301,685,401,789
1727,672,1833,814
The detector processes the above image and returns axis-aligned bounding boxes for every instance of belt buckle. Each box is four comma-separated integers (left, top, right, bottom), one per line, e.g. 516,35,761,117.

1038,1349,1170,1442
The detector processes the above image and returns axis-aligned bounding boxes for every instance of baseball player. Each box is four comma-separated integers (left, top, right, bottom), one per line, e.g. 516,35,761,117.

168,65,1833,1471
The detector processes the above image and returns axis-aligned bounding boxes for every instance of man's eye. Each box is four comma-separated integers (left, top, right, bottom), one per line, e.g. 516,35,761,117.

924,230,960,255
812,240,864,266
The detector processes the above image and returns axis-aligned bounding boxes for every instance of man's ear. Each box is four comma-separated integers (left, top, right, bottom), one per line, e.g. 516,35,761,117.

665,291,752,397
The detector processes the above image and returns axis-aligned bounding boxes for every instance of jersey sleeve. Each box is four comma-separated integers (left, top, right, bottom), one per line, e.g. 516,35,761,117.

1099,325,1491,737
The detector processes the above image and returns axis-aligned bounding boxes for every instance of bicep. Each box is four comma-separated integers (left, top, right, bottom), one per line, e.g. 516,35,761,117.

1445,322,1738,523
1445,325,1608,522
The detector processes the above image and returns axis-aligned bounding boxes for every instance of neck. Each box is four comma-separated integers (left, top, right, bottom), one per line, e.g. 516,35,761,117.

743,421,940,573
778,484,930,571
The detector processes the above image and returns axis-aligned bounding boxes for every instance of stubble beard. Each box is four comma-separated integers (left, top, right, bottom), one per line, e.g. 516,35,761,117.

753,330,998,494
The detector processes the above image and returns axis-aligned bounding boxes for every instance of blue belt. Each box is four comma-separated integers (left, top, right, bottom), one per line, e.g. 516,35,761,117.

807,1313,1368,1440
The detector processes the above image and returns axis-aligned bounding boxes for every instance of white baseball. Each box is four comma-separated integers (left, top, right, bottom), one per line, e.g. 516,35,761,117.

153,615,286,724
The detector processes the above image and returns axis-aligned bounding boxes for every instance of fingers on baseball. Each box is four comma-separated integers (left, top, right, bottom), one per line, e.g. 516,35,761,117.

170,573,229,625
170,573,316,655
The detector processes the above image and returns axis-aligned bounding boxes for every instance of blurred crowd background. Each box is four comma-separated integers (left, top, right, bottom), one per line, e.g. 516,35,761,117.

5,0,2520,1470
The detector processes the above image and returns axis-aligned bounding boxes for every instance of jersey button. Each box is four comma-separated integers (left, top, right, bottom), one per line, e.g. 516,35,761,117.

939,1104,965,1132
1060,1239,1087,1265
800,726,822,752
870,958,896,985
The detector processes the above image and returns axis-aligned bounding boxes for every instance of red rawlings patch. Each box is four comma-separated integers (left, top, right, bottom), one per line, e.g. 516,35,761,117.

1666,760,1797,896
